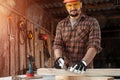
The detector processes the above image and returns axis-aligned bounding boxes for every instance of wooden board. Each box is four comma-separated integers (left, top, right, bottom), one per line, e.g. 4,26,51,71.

37,68,120,77
0,76,113,80
85,69,120,77
56,76,113,80
37,68,86,76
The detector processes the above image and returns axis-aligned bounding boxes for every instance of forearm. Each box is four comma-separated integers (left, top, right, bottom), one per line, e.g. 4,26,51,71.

82,47,97,66
54,49,62,59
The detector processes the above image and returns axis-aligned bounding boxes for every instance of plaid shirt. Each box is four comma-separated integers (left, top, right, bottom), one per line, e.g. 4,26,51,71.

53,15,102,67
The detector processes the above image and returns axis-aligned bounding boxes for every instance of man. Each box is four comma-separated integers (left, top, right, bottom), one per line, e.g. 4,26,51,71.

53,0,102,73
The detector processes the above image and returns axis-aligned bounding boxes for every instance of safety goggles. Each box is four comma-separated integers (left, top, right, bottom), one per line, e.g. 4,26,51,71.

65,1,82,10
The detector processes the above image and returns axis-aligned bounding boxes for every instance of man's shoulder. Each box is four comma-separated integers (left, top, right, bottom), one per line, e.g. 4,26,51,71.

58,16,69,24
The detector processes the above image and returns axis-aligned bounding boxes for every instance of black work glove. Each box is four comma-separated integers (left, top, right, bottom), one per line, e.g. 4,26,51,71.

69,61,87,73
54,57,64,69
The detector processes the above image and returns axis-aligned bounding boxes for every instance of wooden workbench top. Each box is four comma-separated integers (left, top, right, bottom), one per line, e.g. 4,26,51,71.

86,68,120,77
56,76,114,80
37,68,120,77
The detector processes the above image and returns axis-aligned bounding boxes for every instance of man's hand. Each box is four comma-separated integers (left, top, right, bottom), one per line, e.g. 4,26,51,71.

69,61,87,73
54,57,64,69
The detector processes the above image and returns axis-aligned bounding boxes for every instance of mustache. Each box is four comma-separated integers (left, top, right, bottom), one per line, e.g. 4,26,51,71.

70,9,77,12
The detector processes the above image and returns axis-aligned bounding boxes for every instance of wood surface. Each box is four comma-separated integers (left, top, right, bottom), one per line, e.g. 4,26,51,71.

37,68,86,76
86,69,120,77
56,76,113,80
37,68,114,80
37,68,120,77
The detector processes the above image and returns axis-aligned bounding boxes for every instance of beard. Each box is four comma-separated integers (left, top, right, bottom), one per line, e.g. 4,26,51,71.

70,13,79,17
69,9,80,17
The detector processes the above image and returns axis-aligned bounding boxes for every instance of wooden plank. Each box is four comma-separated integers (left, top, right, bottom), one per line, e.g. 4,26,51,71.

85,69,120,77
56,76,114,80
15,15,20,75
0,16,11,77
9,15,16,76
34,27,41,68
19,39,26,74
0,75,113,80
37,68,87,76
37,68,120,77
40,30,45,68
19,18,27,74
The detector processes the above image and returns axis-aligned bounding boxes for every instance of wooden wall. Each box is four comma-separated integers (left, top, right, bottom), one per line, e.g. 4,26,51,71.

0,0,54,77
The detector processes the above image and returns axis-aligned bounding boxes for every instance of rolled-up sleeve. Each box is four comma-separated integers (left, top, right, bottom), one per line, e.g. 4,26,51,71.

87,18,102,53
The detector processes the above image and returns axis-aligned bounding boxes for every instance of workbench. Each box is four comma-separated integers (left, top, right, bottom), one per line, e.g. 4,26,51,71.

37,68,120,76
0,75,55,80
0,75,113,80
37,68,120,80
0,68,120,80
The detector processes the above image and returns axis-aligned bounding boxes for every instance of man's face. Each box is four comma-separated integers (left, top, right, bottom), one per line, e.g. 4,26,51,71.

65,1,82,17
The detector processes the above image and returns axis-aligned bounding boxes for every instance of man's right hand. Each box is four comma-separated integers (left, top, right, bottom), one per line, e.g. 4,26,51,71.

68,61,87,73
54,57,64,69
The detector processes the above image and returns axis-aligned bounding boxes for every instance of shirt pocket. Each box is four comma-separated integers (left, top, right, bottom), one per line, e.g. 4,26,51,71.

76,28,89,41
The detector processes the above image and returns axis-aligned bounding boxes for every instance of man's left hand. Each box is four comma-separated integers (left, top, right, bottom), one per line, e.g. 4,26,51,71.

68,61,87,73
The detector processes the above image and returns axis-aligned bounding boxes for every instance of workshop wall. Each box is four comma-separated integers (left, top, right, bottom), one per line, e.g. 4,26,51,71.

0,0,54,77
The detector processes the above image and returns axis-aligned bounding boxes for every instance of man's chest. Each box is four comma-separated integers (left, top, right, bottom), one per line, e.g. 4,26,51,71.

61,25,90,42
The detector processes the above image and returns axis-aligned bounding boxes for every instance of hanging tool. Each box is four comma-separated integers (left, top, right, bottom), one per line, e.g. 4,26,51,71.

38,33,48,40
27,30,33,52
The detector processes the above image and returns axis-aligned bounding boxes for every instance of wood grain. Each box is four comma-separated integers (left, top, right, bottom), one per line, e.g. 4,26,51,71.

37,68,114,80
37,68,87,76
37,68,120,77
56,76,113,80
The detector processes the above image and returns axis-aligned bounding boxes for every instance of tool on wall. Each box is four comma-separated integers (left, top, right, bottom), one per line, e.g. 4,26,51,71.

27,30,33,52
27,30,33,39
26,54,35,77
38,33,48,40
18,19,27,45
38,33,50,67
18,19,34,53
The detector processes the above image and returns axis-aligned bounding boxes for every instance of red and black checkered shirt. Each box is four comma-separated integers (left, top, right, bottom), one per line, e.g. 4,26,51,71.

53,15,102,67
